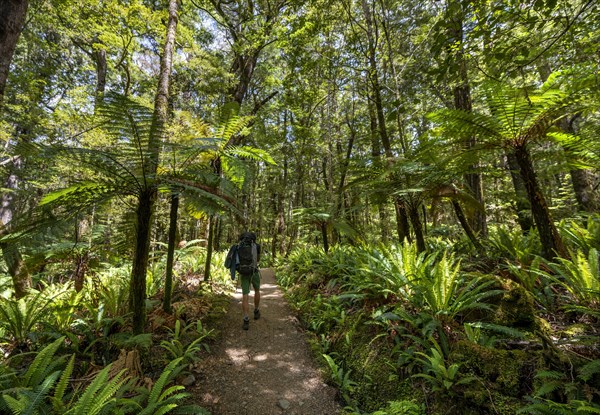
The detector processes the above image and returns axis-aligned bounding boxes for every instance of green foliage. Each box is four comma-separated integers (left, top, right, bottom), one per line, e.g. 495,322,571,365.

0,290,53,347
560,217,600,255
371,400,425,415
63,365,127,415
416,254,502,320
126,357,209,415
323,353,357,405
463,322,525,347
487,226,541,265
159,320,214,365
546,248,600,307
412,342,476,396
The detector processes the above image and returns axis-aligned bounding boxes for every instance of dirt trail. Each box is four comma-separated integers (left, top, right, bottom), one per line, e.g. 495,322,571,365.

193,268,342,415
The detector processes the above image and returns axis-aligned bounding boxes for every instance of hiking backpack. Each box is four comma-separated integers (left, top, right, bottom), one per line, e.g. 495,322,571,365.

236,232,258,275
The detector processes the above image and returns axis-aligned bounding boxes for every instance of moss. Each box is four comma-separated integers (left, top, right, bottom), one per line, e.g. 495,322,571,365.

337,329,420,411
562,323,587,337
494,281,536,329
450,341,539,398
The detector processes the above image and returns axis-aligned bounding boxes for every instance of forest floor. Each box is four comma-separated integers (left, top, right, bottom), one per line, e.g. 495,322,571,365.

191,268,343,415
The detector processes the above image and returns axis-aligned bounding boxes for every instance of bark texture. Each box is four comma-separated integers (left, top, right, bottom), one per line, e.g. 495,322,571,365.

514,144,568,260
130,0,178,334
0,0,29,104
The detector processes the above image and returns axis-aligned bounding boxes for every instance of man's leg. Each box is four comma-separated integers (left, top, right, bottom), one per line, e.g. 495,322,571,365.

242,293,250,319
241,274,251,329
252,271,261,320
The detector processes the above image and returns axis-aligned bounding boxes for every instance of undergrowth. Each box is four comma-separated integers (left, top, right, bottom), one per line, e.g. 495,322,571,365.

277,221,600,414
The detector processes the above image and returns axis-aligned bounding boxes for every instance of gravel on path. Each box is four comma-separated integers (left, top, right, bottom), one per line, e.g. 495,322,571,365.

192,268,343,415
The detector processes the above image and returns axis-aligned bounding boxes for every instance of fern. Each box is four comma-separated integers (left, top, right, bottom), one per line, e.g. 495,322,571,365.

63,364,127,415
578,359,600,382
22,337,66,387
0,290,54,346
51,354,75,412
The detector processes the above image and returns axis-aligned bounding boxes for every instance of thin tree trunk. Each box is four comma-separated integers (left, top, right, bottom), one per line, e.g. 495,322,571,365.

320,222,329,253
204,215,215,281
506,151,533,233
451,200,483,253
408,204,426,253
0,0,29,106
130,0,178,334
163,193,179,313
449,1,487,237
1,155,30,298
514,144,568,260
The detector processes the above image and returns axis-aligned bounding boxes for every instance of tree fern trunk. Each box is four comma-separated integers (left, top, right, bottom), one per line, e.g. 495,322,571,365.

204,215,214,282
506,151,533,233
514,144,568,259
395,198,411,243
130,0,178,334
409,203,426,253
163,192,179,313
321,222,329,253
130,189,153,334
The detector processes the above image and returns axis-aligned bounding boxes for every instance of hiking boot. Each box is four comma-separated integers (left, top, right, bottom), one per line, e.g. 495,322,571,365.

254,309,261,320
242,318,249,330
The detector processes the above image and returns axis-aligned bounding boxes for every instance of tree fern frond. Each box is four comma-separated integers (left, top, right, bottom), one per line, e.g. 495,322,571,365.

224,146,277,165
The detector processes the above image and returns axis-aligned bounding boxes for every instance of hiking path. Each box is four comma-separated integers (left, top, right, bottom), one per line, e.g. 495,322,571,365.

192,268,343,415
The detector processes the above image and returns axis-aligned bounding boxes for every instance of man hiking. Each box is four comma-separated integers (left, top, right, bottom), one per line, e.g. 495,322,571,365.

226,231,261,330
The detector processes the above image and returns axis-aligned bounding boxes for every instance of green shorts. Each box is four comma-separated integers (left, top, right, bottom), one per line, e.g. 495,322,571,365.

240,271,260,295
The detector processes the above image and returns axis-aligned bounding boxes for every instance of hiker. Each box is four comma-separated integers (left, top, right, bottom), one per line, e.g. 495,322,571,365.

226,231,261,330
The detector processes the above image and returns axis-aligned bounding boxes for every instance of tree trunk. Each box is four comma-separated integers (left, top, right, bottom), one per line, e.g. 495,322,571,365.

394,198,411,243
408,203,426,253
163,193,179,313
559,118,600,213
93,46,107,105
0,0,29,105
448,1,487,237
203,215,215,281
513,144,568,260
571,169,600,213
130,0,178,334
320,222,329,253
130,189,153,334
451,200,483,253
1,154,30,298
506,151,533,233
0,241,29,298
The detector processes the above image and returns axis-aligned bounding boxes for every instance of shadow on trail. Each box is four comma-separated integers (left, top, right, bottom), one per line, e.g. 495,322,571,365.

193,269,341,415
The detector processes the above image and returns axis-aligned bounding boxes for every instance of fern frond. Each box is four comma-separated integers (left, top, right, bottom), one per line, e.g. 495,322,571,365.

224,146,276,165
579,359,600,382
64,365,127,415
147,358,183,405
23,336,65,387
52,354,75,411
